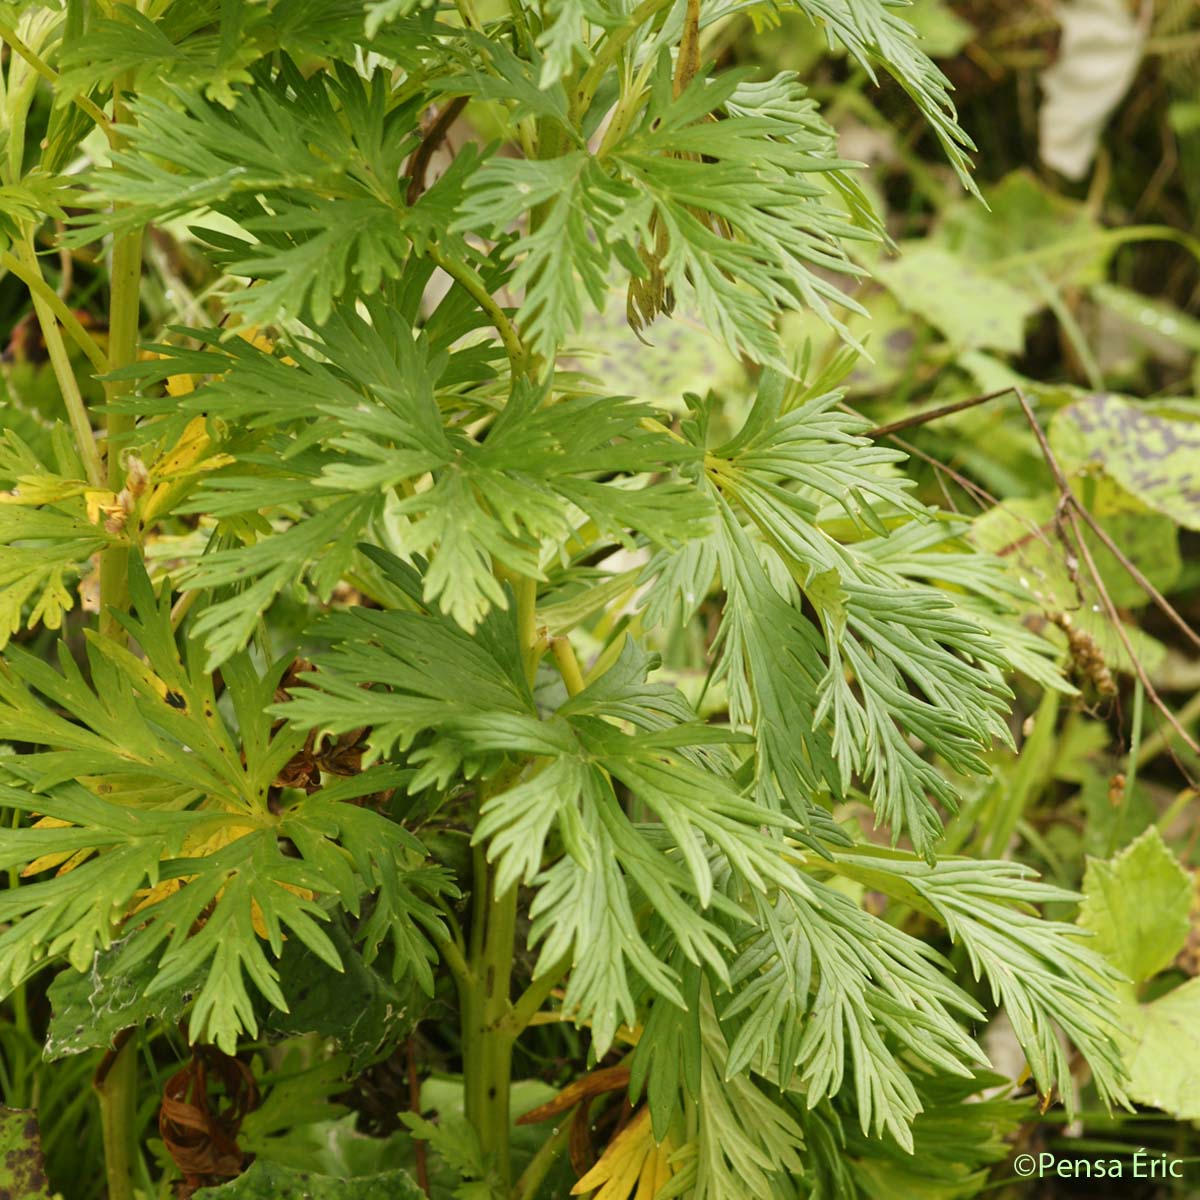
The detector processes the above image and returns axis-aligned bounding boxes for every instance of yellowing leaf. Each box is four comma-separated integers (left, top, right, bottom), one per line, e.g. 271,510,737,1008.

572,1108,675,1200
21,816,79,877
84,489,121,525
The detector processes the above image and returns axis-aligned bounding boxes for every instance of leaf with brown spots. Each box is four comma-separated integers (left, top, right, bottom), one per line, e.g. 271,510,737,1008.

0,1108,52,1200
1051,394,1200,531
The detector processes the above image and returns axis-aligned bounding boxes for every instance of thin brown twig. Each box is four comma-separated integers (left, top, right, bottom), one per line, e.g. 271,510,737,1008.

1011,386,1198,643
1066,504,1199,764
405,97,468,206
995,515,1060,560
1014,388,1200,764
885,432,1001,511
1069,493,1200,655
866,387,1015,440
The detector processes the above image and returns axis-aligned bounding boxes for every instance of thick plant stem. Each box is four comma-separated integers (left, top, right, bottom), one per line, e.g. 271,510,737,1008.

95,1037,137,1200
463,573,541,1187
465,878,520,1182
94,79,144,1200
98,86,144,638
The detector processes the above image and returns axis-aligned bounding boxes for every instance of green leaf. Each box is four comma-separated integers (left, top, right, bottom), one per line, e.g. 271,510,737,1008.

193,1160,426,1199
829,847,1130,1115
44,936,202,1060
722,880,984,1150
937,171,1109,295
457,68,879,366
657,996,805,1199
902,0,975,58
792,0,978,191
834,1071,1029,1200
240,1054,354,1164
706,375,1017,854
0,1108,52,1199
70,64,428,326
1116,977,1200,1120
1078,826,1193,984
0,428,118,647
1079,835,1200,1120
0,565,454,1052
877,245,1031,353
365,0,424,37
260,918,427,1071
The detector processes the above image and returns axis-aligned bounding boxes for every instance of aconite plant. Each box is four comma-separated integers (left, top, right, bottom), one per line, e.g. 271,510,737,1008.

0,1,1125,1197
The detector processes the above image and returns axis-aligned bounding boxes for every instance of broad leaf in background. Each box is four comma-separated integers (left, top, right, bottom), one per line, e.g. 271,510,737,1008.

877,246,1030,353
1078,828,1200,1119
971,474,1179,673
878,173,1109,355
0,1108,53,1199
1051,393,1200,530
193,1160,426,1200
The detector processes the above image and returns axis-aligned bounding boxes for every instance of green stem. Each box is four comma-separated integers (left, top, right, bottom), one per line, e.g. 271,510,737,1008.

570,0,676,124
95,1038,137,1200
98,82,144,636
496,954,571,1038
1138,689,1200,769
0,22,113,134
14,240,105,488
424,913,471,987
0,248,110,374
512,1114,574,1200
93,77,144,1200
515,575,539,686
474,882,519,1179
550,636,586,697
426,245,530,379
1103,679,1145,857
462,574,542,1189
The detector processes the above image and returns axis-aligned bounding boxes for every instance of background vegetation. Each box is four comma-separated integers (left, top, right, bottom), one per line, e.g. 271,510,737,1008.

0,0,1198,1197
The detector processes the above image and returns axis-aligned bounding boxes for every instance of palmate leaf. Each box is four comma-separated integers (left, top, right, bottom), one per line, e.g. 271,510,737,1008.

720,880,985,1151
118,294,706,656
455,66,877,367
0,766,453,1054
55,2,370,103
536,0,622,86
785,0,978,192
654,994,807,1200
285,596,806,1053
694,372,1018,855
798,1071,1029,1200
0,559,278,802
825,847,1130,1114
69,60,441,326
0,428,121,647
0,560,454,1052
629,839,1123,1174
